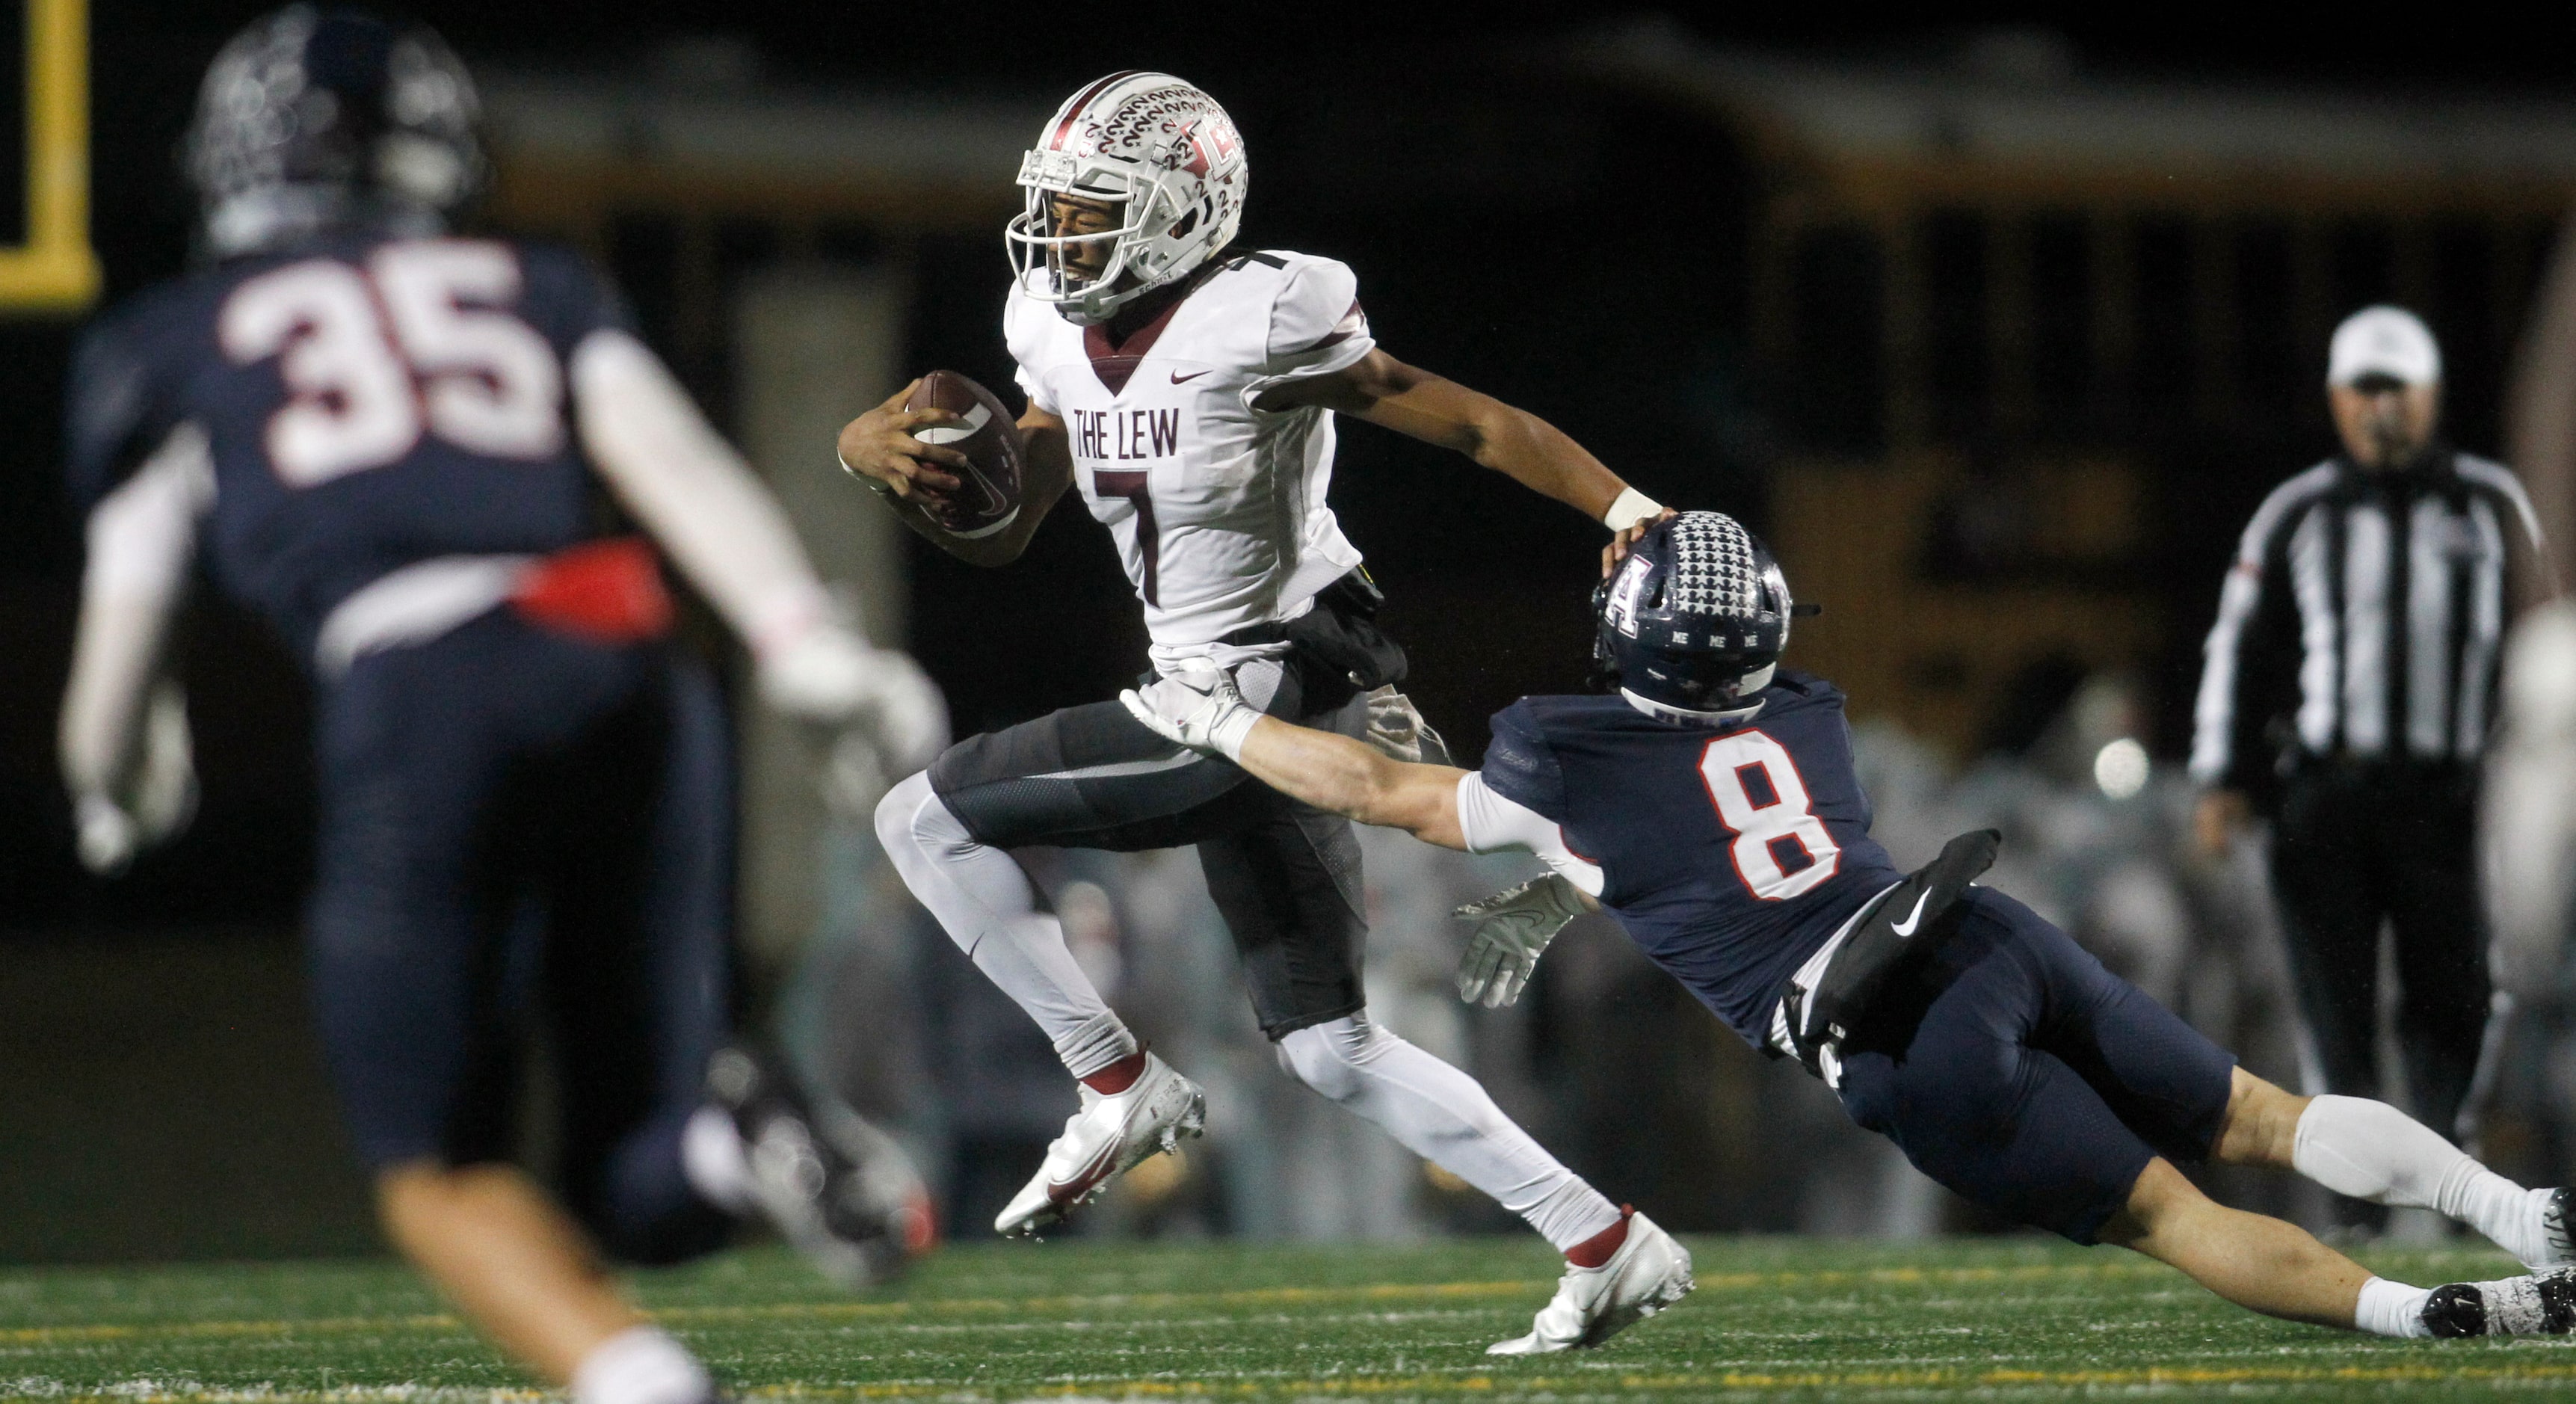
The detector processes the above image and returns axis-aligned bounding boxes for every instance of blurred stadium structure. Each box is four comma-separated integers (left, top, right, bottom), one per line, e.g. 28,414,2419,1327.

4,10,2576,1259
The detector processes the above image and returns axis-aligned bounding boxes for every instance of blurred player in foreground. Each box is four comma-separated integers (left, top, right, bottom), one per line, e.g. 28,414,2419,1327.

61,10,940,1402
839,72,1688,1352
1127,511,2576,1340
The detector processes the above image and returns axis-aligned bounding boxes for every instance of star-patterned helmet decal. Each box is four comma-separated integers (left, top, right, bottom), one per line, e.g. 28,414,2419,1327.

1663,513,1762,619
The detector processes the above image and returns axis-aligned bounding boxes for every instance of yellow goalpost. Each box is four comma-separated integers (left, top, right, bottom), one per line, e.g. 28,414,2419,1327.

0,0,96,312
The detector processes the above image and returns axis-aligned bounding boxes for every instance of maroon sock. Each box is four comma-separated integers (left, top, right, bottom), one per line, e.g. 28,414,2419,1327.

1082,1052,1147,1096
1564,1206,1634,1269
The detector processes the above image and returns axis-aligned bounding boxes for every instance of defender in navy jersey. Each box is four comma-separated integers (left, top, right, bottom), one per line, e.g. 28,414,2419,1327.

58,12,941,1403
1475,681,1903,1047
1129,511,2576,1340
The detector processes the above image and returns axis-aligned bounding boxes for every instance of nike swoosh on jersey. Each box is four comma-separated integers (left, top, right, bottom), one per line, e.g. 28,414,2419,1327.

1889,891,1932,937
1170,369,1212,384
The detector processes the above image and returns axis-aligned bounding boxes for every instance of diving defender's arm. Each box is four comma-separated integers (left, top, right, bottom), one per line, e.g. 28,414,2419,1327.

1239,711,1474,850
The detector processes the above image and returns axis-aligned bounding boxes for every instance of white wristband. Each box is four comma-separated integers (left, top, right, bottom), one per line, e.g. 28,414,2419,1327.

1210,705,1261,762
1603,487,1665,532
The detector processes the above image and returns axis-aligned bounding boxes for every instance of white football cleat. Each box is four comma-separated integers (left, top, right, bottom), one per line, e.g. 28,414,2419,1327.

1487,1210,1693,1355
996,1053,1205,1238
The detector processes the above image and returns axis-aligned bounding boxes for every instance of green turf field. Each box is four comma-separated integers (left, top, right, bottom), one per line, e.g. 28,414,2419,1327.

3,1237,2572,1401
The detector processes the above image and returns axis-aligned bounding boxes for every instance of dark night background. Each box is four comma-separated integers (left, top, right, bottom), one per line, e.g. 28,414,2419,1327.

9,0,2573,931
3,1,2574,1259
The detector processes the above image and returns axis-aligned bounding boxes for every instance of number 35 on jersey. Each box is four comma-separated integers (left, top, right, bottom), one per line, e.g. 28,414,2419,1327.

218,240,564,487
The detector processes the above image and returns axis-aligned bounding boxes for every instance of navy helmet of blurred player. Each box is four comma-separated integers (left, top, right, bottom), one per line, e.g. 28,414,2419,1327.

1127,510,2576,1341
62,9,944,1402
186,3,484,260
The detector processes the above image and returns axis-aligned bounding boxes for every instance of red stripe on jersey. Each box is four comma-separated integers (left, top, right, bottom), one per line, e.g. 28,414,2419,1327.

1082,279,1197,395
1305,298,1368,353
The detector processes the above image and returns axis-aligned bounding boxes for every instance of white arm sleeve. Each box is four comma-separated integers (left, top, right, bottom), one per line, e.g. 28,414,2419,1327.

570,328,844,654
1454,772,1605,897
61,424,211,799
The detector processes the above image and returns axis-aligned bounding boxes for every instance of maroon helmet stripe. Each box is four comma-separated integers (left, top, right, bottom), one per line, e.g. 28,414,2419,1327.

1050,70,1144,151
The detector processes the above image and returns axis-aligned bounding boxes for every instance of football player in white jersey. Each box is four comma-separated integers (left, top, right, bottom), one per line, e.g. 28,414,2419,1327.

839,72,1686,1353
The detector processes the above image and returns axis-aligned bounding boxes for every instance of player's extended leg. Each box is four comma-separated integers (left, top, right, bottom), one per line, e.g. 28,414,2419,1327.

1208,801,1687,1352
306,624,713,1402
1212,803,1618,1246
543,653,735,1266
2101,1154,2576,1339
1838,887,2453,1337
2207,1069,2569,1268
2095,1157,2375,1328
873,666,1303,1083
1982,878,2572,1271
872,671,1310,1234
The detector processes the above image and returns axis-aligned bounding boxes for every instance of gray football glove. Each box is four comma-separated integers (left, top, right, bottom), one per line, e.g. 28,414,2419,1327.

1453,872,1588,1008
1362,686,1452,765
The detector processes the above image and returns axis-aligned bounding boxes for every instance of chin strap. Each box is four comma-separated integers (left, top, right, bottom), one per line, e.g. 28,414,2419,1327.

1615,688,1766,729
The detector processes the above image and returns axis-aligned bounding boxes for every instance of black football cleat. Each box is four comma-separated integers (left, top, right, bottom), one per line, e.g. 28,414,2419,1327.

706,1044,936,1290
2423,1268,2576,1337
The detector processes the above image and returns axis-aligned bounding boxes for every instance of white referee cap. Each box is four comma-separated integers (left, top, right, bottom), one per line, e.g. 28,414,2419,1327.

2328,305,2441,388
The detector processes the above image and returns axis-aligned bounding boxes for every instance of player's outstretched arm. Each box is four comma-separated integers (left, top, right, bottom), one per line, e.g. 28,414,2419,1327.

1258,350,1661,529
1240,714,1470,848
60,425,209,875
835,388,1072,567
570,330,946,761
1120,665,1467,848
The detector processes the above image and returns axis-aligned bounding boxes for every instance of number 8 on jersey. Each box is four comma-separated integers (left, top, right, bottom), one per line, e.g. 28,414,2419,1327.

1699,730,1841,901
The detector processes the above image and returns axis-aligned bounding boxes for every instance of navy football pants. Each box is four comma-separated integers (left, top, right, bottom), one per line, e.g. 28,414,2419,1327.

1832,887,2237,1244
305,612,733,1264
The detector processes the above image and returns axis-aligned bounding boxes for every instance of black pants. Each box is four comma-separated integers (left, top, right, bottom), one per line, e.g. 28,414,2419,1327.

2269,764,2495,1159
928,595,1395,1039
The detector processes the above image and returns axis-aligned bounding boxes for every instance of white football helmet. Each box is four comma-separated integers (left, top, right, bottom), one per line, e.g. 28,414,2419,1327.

1005,72,1247,325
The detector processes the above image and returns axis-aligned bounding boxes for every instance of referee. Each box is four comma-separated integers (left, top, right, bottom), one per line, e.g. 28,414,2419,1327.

2192,307,2556,1209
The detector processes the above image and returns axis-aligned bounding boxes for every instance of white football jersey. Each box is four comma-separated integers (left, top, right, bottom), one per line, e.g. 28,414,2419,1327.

1005,249,1373,671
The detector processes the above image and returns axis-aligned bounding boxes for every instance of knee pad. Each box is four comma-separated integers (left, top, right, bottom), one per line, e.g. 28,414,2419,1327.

1275,1014,1384,1103
873,769,964,863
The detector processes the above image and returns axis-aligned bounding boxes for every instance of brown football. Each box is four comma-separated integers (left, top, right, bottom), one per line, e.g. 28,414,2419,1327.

903,370,1026,539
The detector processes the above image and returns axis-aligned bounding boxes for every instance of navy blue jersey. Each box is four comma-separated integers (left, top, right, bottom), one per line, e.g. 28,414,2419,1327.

1481,671,1906,1046
67,232,628,660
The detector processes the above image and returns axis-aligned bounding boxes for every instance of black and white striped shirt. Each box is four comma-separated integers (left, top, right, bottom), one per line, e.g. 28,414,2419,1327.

2190,449,2548,792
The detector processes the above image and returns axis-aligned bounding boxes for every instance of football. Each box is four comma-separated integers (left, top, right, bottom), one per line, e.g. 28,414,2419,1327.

904,369,1026,540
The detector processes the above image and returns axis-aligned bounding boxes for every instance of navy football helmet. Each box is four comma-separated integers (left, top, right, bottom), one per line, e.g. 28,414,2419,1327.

185,6,484,259
1593,511,1795,723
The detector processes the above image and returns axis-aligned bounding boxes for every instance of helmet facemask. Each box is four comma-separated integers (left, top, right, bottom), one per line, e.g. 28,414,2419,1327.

1005,73,1246,327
